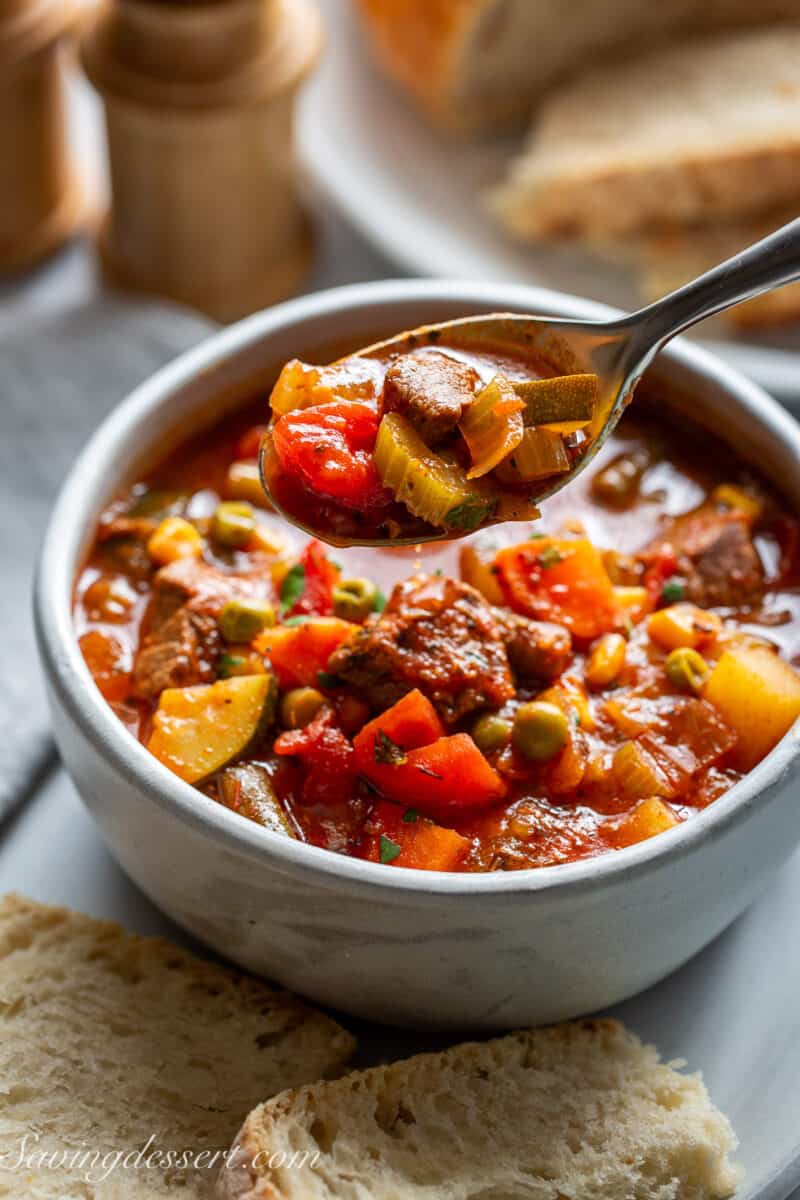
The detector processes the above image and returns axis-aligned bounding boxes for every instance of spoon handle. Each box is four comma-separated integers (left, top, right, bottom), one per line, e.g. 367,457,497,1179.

623,216,800,354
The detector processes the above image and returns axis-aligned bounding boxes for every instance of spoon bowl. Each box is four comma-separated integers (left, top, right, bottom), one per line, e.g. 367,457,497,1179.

260,217,800,545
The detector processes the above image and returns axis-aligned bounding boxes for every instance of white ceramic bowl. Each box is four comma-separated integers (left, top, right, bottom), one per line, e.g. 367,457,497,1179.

34,280,800,1030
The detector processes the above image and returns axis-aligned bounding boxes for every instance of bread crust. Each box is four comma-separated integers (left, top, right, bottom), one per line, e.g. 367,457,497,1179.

353,0,487,132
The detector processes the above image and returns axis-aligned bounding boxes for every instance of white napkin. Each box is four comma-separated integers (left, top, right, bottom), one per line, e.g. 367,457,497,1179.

0,295,215,821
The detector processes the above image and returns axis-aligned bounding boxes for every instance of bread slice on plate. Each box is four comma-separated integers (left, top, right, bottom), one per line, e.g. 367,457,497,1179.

492,26,800,240
218,1018,740,1200
0,894,354,1198
354,0,800,134
625,211,800,330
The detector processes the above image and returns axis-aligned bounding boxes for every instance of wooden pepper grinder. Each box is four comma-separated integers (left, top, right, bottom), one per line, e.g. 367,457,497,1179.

0,0,82,274
81,0,323,322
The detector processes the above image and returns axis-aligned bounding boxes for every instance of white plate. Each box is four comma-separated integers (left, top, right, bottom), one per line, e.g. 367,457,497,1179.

5,768,800,1200
299,0,800,409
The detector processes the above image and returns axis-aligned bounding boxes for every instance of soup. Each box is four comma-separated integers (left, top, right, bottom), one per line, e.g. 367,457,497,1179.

74,360,800,872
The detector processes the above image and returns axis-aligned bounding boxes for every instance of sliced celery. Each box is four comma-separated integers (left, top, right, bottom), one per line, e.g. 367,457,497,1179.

495,428,570,484
374,412,495,531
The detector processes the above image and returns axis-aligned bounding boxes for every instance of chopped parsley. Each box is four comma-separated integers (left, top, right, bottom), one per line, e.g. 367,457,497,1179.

283,614,311,627
379,834,402,864
280,563,306,614
446,497,495,533
374,731,408,766
661,576,686,604
539,546,564,569
402,808,419,824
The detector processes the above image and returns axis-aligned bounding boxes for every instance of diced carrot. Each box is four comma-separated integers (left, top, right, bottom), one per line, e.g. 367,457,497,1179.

494,537,619,640
255,617,356,688
363,801,470,871
359,730,506,819
353,689,444,773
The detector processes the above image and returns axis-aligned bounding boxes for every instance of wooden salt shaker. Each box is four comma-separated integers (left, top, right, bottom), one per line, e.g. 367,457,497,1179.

0,0,82,274
81,0,323,322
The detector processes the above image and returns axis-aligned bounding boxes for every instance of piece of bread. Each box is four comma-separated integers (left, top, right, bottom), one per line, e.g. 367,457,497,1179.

353,0,800,135
0,894,354,1198
218,1019,741,1200
492,26,800,240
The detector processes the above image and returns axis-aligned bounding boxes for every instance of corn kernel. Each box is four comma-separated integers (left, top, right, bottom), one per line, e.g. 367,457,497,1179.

612,585,649,624
585,633,627,689
224,460,273,509
648,603,722,651
712,483,761,522
146,517,203,565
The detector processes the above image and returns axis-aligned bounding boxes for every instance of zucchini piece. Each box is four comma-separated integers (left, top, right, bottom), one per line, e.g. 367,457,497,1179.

148,674,277,784
216,763,295,837
513,374,598,432
494,428,570,483
458,375,524,479
374,412,496,531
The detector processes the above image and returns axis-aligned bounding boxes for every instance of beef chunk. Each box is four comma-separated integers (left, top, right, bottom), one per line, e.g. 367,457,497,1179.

642,506,763,609
327,574,515,725
133,558,270,699
382,351,479,445
492,609,572,681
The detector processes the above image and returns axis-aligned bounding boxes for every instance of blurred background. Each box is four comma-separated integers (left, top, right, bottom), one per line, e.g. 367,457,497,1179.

4,0,800,373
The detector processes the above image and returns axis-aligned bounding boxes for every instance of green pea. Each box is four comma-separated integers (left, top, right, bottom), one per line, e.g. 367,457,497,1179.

280,687,325,730
218,598,275,644
512,701,568,762
665,647,709,693
471,713,512,753
332,577,380,622
212,501,256,548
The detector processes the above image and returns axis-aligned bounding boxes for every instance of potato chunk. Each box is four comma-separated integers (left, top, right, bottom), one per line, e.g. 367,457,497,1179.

704,645,800,770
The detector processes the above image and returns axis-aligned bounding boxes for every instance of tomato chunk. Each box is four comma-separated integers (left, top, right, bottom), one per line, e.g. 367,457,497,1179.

363,801,470,871
283,540,340,619
272,401,390,509
274,708,356,806
353,689,445,773
494,537,619,640
359,730,506,819
255,617,357,688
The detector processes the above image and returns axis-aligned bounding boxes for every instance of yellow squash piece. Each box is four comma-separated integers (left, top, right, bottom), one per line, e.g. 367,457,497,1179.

458,375,524,479
148,674,277,784
703,645,800,770
513,373,598,432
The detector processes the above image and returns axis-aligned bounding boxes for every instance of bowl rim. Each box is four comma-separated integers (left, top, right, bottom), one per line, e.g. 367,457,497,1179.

34,277,800,902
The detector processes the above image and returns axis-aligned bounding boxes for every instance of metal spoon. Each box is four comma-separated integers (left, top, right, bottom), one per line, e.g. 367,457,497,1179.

262,217,800,547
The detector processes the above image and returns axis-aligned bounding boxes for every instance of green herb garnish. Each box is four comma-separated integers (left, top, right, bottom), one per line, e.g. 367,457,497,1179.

280,563,306,614
539,546,564,569
218,654,245,679
402,808,419,823
445,497,495,533
283,614,311,627
373,589,387,613
379,834,402,864
374,731,408,766
661,576,686,604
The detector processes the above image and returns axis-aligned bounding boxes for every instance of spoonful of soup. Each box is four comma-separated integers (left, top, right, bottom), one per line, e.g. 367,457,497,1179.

260,218,800,547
